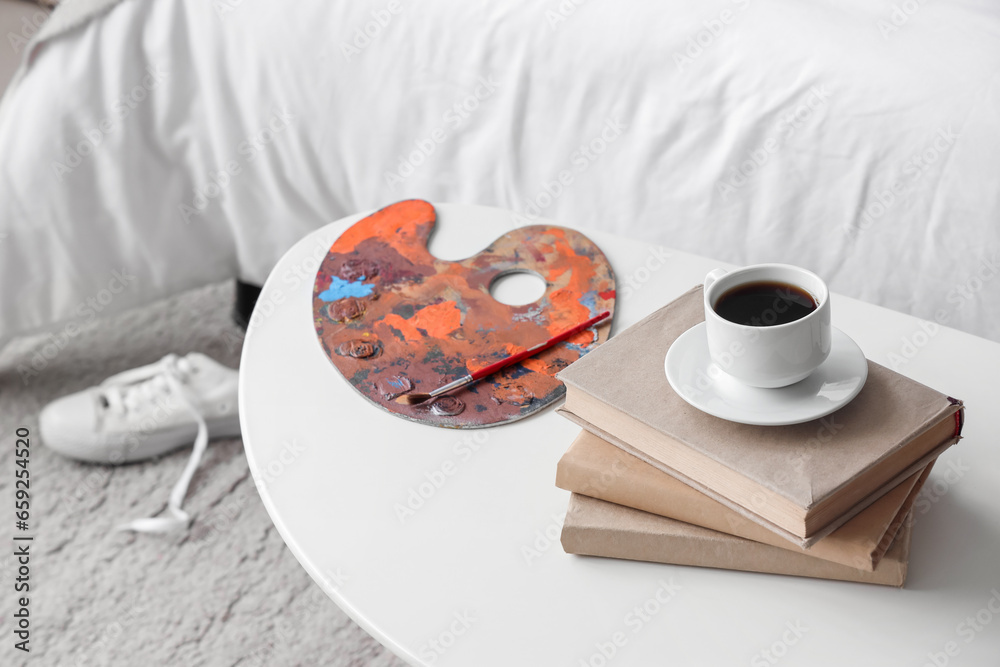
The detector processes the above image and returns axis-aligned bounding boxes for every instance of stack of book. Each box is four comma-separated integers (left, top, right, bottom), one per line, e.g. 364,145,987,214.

555,287,964,586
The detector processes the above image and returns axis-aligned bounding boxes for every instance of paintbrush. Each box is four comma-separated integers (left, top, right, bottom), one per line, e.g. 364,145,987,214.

394,310,612,405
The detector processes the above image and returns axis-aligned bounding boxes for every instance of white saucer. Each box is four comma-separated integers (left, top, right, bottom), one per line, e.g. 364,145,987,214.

664,323,868,426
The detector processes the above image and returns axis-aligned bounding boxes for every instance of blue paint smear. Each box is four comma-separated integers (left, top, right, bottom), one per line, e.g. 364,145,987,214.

503,365,533,380
318,276,375,302
384,376,408,391
580,290,599,314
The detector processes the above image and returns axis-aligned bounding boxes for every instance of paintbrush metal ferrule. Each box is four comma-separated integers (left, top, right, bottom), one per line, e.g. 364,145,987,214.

428,374,474,399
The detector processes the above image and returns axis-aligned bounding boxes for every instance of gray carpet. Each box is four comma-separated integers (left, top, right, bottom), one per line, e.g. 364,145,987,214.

0,281,408,667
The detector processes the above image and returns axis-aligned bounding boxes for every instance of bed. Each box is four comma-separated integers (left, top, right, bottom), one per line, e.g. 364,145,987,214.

2,0,998,348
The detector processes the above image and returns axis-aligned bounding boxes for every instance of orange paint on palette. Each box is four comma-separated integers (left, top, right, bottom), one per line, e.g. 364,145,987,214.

546,265,571,286
504,342,526,355
381,301,463,344
520,357,551,374
380,313,424,344
566,329,597,346
411,301,462,338
547,288,592,332
334,199,436,265
555,251,596,296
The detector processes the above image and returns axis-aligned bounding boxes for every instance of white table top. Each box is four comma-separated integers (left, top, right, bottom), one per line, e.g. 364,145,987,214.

239,203,1000,667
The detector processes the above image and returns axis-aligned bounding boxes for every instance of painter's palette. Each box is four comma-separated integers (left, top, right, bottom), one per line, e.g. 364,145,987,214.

312,200,616,428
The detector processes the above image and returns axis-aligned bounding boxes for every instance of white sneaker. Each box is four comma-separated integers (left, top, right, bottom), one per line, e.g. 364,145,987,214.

39,352,241,533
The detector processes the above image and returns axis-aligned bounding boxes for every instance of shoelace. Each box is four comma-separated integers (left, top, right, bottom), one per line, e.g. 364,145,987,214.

102,354,208,533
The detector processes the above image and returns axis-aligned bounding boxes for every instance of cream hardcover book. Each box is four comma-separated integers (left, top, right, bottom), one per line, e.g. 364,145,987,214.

556,286,963,547
556,429,931,571
561,494,913,587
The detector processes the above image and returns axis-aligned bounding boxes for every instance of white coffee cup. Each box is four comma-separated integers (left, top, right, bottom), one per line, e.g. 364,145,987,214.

703,264,831,388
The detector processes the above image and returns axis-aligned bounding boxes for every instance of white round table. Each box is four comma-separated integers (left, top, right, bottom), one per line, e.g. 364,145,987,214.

240,203,1000,666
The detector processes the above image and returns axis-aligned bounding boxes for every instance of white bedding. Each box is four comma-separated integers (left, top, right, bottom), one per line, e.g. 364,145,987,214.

2,0,999,348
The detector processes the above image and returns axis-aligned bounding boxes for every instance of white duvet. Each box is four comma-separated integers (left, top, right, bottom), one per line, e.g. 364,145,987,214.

1,0,999,347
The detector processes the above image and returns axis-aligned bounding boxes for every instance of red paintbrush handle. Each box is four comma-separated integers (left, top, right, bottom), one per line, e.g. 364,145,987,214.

469,311,611,381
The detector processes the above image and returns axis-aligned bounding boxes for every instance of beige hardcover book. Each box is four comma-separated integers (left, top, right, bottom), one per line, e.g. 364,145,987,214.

556,285,963,547
556,429,931,571
561,494,913,587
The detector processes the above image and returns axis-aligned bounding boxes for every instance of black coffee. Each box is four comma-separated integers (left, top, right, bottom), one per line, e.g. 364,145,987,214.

714,281,817,326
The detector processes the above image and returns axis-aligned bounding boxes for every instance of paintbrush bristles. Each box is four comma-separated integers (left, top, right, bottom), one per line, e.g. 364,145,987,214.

394,393,433,405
